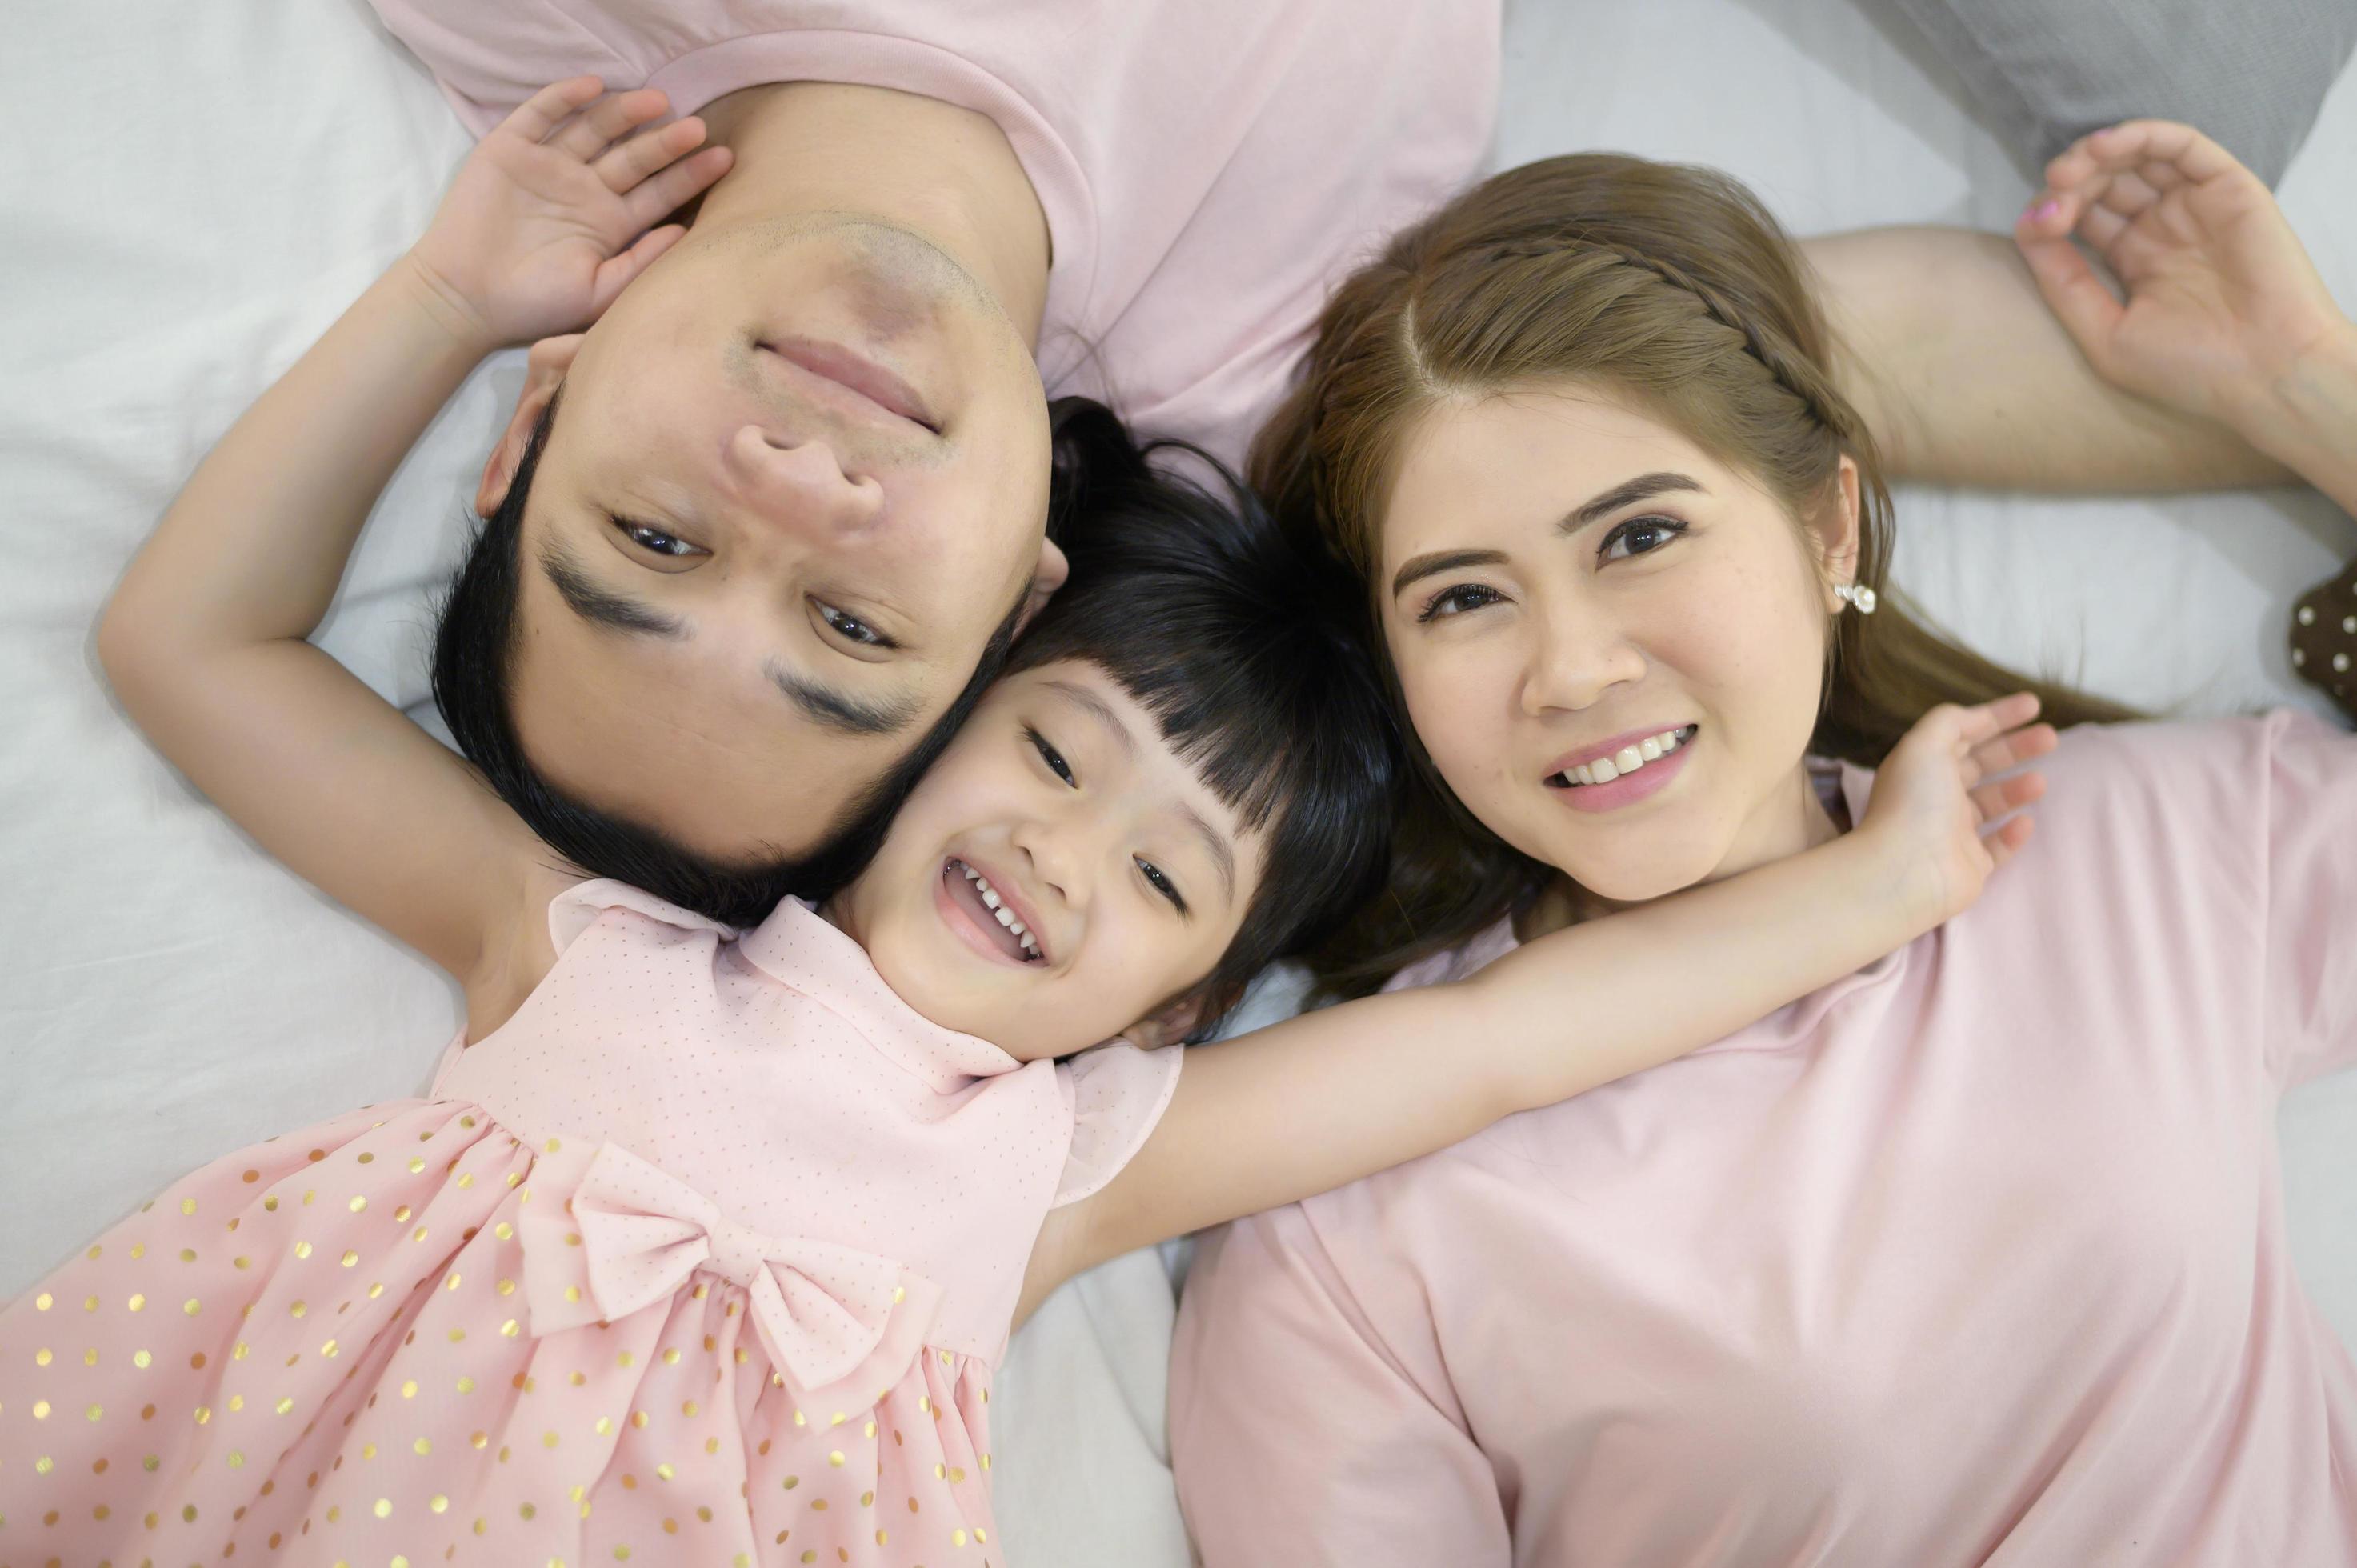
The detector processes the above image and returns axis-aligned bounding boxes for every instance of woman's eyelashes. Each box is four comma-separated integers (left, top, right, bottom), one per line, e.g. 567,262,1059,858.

1416,582,1506,623
1597,514,1689,563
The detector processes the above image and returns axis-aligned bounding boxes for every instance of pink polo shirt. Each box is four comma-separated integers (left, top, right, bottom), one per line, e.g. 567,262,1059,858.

1173,714,2357,1566
366,0,1498,467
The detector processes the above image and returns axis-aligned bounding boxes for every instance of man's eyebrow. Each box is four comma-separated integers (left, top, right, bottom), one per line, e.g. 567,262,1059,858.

1558,470,1705,534
539,536,688,638
765,660,922,738
1040,679,1138,758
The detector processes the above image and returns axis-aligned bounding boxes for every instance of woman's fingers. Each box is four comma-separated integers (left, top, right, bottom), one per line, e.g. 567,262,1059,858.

497,77,605,146
594,114,708,194
1953,693,2043,746
1969,770,2047,826
554,86,670,160
622,144,734,231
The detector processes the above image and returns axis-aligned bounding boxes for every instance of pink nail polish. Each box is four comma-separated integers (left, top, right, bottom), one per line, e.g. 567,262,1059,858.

2030,198,2061,222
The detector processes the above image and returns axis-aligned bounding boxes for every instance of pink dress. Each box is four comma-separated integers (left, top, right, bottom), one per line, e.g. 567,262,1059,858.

1174,713,2357,1566
0,881,1178,1566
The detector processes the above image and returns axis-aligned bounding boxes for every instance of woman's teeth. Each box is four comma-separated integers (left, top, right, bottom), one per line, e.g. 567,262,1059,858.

958,861,1041,958
1552,725,1696,787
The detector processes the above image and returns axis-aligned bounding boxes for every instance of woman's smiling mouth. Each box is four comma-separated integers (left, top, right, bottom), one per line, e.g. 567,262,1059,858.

1543,724,1699,814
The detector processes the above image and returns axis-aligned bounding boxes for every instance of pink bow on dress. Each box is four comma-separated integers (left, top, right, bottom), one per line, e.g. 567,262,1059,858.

518,1142,944,1410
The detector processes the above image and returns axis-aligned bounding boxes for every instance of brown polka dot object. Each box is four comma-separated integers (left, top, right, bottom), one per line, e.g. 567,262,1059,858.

2289,556,2357,723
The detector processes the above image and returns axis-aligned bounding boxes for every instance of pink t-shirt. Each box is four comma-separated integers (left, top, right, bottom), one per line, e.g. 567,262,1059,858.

366,0,1498,467
1173,714,2357,1566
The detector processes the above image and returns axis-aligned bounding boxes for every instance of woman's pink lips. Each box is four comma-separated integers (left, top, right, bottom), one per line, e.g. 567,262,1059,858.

761,337,938,430
1547,734,1695,814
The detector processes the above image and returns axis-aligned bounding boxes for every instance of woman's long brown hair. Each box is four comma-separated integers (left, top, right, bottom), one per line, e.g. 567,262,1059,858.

1256,153,2138,997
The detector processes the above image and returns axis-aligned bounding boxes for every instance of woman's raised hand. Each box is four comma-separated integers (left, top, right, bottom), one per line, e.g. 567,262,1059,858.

2013,120,2344,435
1860,695,2057,930
406,77,734,350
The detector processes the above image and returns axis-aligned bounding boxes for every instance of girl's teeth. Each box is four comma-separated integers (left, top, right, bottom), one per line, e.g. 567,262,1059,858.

994,905,1015,928
980,887,1002,910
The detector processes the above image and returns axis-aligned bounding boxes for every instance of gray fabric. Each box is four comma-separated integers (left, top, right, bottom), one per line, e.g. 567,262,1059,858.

1883,0,2357,185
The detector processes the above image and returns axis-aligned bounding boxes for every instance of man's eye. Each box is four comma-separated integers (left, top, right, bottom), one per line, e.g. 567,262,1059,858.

1416,583,1503,624
1598,515,1689,563
818,603,887,646
614,518,702,558
1138,858,1187,914
1026,726,1076,786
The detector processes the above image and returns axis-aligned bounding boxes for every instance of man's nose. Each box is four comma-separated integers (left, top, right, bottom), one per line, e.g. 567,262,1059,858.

722,424,886,541
1522,607,1647,716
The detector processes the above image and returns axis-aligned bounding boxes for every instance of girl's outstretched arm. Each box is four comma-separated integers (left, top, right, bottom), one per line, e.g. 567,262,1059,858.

1021,698,2054,1318
96,80,729,1018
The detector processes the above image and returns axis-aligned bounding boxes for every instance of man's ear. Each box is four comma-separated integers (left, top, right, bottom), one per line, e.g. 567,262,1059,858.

475,334,584,516
1813,453,1864,613
1017,537,1070,633
1115,990,1208,1053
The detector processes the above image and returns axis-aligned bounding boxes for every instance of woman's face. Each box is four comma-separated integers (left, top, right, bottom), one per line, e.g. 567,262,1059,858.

1377,385,1856,902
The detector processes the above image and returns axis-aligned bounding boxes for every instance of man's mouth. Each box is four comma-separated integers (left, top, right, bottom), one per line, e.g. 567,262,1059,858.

942,858,1042,963
1545,725,1699,788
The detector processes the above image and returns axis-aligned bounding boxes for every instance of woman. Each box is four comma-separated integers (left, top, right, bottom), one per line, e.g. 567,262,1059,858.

1171,123,2356,1563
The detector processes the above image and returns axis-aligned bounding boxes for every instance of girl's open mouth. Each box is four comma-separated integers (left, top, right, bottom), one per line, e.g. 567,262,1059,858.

939,858,1045,964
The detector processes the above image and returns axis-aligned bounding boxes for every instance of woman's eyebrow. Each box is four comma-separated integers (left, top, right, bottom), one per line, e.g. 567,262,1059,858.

1391,547,1509,599
1558,471,1704,534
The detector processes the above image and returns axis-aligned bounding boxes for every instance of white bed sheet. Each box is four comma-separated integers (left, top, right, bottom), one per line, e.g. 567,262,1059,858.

2,5,2351,1566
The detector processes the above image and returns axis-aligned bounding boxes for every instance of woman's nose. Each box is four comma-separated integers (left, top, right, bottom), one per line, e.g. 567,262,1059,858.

722,424,886,541
1522,610,1646,715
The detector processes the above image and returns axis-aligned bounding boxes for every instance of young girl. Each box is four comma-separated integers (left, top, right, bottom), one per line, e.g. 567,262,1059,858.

0,85,2052,1566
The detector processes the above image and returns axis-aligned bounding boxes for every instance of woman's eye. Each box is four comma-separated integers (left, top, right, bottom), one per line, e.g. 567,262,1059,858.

1599,515,1688,563
1415,583,1504,624
818,603,887,646
1138,858,1187,914
614,518,702,558
1026,726,1077,786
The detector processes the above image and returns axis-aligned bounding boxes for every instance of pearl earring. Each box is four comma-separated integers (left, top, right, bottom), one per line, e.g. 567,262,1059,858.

1835,582,1879,615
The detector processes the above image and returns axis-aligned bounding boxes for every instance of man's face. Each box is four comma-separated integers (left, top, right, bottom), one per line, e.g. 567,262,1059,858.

500,215,1059,862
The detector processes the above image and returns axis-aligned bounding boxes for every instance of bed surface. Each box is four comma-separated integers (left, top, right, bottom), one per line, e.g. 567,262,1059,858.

4,3,2351,1563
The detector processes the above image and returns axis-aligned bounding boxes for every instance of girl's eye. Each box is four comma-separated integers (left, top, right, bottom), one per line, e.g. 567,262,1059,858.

1599,514,1688,563
1415,582,1505,624
614,518,703,558
818,603,888,647
1138,858,1187,914
1026,726,1077,787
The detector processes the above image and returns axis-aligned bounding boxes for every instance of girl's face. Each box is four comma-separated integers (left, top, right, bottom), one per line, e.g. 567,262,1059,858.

831,660,1266,1060
1378,386,1856,903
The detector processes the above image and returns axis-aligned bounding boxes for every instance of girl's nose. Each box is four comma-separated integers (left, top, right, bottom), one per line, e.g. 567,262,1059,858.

722,424,886,542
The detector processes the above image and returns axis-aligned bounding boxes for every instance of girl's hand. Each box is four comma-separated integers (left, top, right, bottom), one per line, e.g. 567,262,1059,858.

1858,694,2057,930
406,77,734,350
2013,120,2345,436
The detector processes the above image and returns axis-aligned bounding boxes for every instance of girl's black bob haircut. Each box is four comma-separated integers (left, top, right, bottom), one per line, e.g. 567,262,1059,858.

1015,400,1400,1038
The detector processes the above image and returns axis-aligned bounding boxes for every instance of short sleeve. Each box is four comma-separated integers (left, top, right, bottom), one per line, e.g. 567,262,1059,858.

546,878,734,955
1171,1207,1511,1566
1049,1040,1183,1208
2259,709,2357,1086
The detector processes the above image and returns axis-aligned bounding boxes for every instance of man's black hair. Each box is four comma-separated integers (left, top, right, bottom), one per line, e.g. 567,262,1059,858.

430,391,1030,928
1010,402,1400,1038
